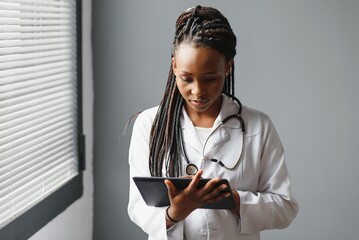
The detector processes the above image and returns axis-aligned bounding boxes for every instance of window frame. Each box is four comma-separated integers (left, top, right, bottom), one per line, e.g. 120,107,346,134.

0,0,85,239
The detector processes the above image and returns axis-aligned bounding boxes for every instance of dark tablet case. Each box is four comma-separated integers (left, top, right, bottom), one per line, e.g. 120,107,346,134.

133,176,236,209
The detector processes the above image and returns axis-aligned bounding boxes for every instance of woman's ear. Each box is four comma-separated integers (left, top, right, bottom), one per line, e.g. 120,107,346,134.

226,59,234,75
172,57,177,75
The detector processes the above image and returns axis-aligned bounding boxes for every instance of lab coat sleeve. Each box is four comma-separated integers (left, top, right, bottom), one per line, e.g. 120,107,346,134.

127,110,185,240
238,115,299,234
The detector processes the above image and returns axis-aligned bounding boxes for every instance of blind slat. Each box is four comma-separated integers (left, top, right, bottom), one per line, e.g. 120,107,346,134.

0,128,75,171
0,25,73,33
0,2,72,13
0,121,76,159
0,147,76,195
0,101,72,131
0,49,71,63
0,32,72,41
0,73,72,99
0,55,73,71
0,11,72,20
0,163,77,220
0,66,71,87
0,43,71,55
0,18,72,26
0,112,73,145
0,115,75,152
0,127,74,168
0,0,74,8
0,60,71,78
0,38,71,49
0,88,74,115
0,94,74,124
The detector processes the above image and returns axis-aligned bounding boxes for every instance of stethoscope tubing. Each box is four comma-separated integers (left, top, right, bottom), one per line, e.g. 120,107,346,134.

180,94,246,175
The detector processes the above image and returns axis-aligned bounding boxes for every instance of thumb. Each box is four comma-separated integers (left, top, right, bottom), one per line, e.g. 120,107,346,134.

164,179,176,200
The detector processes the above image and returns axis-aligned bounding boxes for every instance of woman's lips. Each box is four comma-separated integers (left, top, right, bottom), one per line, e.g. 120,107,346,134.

190,99,210,108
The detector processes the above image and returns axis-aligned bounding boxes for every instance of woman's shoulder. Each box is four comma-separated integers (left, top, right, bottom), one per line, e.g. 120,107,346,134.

128,106,159,137
139,105,159,118
133,106,159,127
242,105,268,120
241,105,273,136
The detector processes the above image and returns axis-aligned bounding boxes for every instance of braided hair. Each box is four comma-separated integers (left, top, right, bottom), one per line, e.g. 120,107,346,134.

149,6,237,177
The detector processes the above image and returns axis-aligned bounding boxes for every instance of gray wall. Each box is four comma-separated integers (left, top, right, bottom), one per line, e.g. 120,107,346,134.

92,1,359,239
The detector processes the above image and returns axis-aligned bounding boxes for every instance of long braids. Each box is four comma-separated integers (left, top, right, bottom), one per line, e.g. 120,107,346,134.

149,6,237,177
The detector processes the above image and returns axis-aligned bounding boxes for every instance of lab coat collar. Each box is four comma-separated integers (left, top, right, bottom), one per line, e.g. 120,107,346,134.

180,94,242,154
213,94,242,129
180,94,242,130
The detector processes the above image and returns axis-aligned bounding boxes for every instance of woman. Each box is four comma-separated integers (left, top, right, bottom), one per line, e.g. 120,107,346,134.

128,5,298,240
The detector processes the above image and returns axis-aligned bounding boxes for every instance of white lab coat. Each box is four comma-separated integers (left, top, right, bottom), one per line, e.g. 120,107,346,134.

128,95,299,240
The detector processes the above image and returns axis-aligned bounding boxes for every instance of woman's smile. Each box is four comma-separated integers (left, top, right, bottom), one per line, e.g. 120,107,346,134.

189,98,210,108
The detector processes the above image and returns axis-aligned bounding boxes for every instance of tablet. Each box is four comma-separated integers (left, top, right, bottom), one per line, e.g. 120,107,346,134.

132,176,236,209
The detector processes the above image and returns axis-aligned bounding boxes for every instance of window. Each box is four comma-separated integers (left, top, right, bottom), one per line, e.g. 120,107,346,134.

0,0,84,239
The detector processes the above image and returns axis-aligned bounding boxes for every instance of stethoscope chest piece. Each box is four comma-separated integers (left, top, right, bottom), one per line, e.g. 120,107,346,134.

185,163,198,175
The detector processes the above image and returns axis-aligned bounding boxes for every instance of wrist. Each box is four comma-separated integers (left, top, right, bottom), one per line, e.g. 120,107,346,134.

230,190,241,215
166,206,180,223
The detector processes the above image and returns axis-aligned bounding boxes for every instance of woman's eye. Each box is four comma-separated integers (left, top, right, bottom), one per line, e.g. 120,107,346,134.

180,77,192,83
204,78,215,82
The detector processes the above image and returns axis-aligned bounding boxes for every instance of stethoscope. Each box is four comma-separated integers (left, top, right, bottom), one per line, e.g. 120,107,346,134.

180,94,246,175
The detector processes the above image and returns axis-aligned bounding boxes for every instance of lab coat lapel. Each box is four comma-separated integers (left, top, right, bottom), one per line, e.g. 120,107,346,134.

180,109,203,152
202,126,229,156
181,125,203,151
203,95,240,154
203,95,244,168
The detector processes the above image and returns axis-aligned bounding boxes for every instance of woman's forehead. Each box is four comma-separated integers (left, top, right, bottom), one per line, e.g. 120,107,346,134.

173,44,227,73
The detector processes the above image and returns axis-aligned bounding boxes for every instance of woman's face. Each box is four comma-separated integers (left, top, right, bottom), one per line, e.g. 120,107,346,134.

172,43,232,120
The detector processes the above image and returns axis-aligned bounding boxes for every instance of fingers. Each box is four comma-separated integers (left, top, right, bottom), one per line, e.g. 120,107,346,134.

187,169,203,191
165,173,230,209
201,182,230,201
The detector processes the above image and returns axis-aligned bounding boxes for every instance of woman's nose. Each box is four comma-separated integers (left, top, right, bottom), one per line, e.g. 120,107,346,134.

191,81,205,96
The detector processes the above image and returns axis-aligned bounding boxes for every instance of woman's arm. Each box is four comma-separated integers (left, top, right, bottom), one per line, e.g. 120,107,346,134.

235,115,299,234
127,109,181,240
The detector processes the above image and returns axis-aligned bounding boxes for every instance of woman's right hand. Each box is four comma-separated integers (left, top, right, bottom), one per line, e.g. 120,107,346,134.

164,169,230,225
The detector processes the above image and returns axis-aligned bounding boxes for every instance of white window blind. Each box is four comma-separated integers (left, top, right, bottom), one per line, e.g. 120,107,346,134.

0,0,79,229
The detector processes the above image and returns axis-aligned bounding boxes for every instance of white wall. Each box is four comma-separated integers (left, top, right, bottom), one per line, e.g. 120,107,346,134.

30,1,94,239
